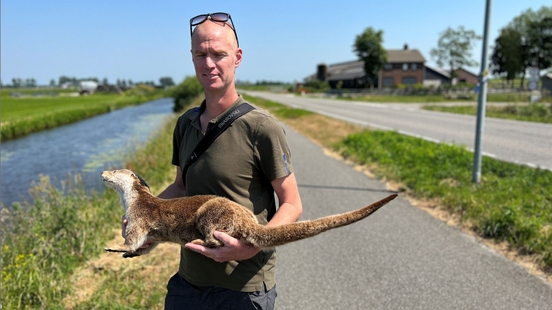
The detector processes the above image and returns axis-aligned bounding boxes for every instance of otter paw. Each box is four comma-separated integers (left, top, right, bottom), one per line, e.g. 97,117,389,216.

190,239,205,245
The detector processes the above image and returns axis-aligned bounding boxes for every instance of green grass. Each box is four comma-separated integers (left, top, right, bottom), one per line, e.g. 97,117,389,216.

336,94,458,103
424,103,552,124
337,131,551,265
331,92,551,104
1,87,167,140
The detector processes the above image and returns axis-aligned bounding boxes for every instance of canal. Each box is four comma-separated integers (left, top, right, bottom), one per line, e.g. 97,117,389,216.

1,98,175,207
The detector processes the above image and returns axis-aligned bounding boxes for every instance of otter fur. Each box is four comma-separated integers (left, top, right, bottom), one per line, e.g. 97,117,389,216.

102,169,397,258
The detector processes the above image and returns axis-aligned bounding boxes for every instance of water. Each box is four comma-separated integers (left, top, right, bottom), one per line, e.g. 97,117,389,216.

1,98,175,207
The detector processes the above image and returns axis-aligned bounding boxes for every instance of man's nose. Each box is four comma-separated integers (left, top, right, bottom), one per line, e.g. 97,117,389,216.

205,56,216,67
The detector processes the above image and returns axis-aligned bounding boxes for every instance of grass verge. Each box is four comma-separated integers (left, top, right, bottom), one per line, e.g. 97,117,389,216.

332,92,551,104
424,103,552,124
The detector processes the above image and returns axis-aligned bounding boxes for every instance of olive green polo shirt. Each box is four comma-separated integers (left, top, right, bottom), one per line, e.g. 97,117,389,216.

171,96,294,292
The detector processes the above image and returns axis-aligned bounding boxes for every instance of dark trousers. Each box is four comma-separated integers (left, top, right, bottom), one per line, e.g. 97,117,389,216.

164,273,277,310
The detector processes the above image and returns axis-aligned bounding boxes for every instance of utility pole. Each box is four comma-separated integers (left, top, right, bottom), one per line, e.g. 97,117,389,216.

473,0,492,183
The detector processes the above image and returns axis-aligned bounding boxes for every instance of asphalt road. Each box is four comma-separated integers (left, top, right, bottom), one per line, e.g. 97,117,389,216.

243,91,552,172
274,122,552,309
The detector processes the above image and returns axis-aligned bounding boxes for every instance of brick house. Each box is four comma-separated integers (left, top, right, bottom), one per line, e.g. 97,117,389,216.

379,45,426,88
305,44,477,89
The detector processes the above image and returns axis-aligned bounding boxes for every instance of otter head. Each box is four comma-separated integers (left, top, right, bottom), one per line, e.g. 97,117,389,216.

101,169,151,211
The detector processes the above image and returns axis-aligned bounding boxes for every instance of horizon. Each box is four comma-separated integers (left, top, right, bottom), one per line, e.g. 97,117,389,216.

2,1,550,86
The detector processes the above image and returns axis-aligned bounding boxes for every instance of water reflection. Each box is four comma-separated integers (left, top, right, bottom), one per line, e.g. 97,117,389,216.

0,98,175,207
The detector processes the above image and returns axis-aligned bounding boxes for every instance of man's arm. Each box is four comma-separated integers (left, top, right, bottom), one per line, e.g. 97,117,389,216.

185,172,303,262
158,167,187,199
266,172,303,227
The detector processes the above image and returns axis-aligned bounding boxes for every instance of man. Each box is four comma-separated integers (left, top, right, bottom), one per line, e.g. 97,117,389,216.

157,12,302,309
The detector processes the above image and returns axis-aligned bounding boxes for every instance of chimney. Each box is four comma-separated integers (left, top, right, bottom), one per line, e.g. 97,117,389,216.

317,63,328,81
403,44,408,50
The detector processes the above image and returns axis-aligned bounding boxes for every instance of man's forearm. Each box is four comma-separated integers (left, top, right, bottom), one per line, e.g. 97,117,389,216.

266,202,302,227
158,182,187,199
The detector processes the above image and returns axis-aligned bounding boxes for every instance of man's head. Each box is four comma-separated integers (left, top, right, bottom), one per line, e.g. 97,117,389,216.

190,13,242,94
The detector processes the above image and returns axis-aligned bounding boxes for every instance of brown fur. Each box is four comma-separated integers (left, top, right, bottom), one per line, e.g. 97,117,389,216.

102,169,397,258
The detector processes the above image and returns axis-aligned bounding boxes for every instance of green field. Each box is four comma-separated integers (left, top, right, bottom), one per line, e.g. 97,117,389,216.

1,87,167,140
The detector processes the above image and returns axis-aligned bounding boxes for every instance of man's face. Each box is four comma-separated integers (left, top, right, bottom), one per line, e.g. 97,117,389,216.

191,21,242,93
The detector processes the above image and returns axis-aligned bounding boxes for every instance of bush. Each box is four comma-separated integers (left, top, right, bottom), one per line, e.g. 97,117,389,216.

171,76,204,112
302,80,330,93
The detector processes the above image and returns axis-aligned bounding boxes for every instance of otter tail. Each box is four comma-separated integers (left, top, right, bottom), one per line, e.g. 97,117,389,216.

245,194,397,248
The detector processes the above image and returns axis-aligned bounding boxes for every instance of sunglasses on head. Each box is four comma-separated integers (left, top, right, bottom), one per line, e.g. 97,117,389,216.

190,12,239,47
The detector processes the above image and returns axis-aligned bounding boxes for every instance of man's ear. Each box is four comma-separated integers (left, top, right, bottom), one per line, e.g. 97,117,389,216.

235,48,243,67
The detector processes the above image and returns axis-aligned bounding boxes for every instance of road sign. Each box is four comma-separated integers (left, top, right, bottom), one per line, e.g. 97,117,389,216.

529,67,540,77
528,80,538,91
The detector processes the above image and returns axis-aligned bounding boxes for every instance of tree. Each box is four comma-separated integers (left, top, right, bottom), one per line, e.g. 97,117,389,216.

25,78,36,87
504,5,552,87
491,27,525,86
12,78,22,88
526,16,552,70
159,76,175,87
59,76,77,86
353,27,387,88
50,79,56,87
430,26,481,85
171,76,203,112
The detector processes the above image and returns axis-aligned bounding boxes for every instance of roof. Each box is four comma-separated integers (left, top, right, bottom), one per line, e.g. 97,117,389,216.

325,60,365,81
387,49,425,63
304,48,426,82
424,65,478,79
425,65,451,78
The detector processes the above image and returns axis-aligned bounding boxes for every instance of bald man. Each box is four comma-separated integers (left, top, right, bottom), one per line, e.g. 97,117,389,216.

157,13,303,309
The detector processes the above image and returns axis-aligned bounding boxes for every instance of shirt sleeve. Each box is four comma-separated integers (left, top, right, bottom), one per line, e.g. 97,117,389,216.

255,115,294,182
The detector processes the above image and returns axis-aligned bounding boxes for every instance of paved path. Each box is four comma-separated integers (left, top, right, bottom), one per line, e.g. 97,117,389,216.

274,123,552,309
243,91,552,171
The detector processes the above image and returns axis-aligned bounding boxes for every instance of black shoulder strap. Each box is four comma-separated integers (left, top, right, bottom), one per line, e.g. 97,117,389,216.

182,102,255,184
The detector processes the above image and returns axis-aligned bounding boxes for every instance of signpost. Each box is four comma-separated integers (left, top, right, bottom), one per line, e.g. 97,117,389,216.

528,66,541,103
472,0,491,184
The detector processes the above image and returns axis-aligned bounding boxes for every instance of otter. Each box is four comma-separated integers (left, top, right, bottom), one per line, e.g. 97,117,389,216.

102,169,397,258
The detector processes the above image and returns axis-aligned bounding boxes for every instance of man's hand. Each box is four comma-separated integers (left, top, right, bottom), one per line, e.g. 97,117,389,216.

122,215,153,249
185,231,262,263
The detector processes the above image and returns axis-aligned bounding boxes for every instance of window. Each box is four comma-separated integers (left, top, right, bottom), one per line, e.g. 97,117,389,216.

411,63,417,70
383,77,394,87
402,76,417,85
402,63,408,71
384,64,393,71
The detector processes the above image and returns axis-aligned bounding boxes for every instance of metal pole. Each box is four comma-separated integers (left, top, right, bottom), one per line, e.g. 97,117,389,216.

473,0,492,183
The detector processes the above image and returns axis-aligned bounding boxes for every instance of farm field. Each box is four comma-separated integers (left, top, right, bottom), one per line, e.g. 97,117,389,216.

1,87,167,140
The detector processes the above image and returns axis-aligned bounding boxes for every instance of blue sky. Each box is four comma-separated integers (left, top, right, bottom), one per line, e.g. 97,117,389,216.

1,1,550,86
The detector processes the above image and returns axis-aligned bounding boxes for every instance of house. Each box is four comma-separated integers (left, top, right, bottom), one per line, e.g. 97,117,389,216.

424,65,478,86
305,44,478,89
379,45,426,88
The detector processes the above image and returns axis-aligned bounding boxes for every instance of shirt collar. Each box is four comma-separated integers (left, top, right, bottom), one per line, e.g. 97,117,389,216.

188,95,245,130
